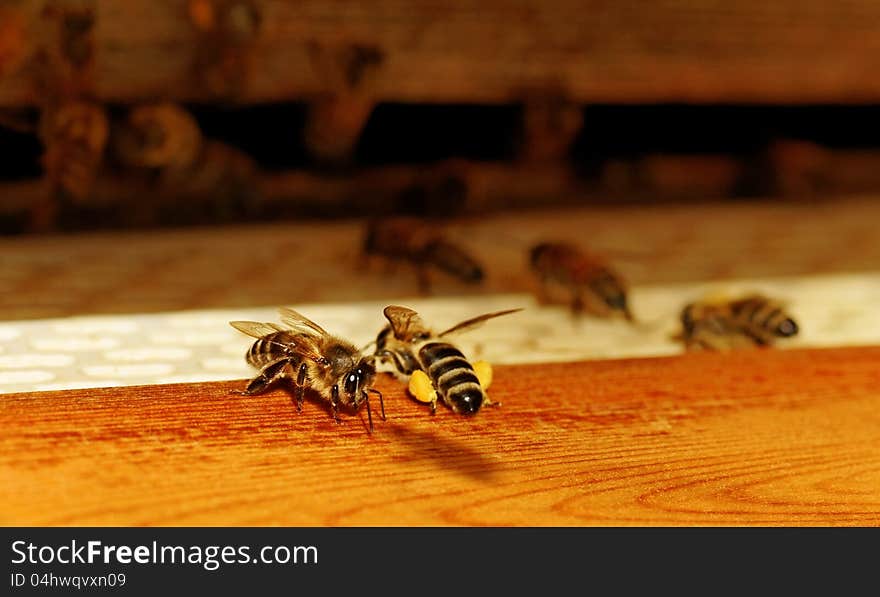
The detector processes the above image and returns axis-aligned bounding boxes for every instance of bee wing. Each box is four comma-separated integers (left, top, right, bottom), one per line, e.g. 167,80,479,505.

278,307,330,338
229,320,287,339
285,333,331,365
438,308,523,338
383,305,431,341
230,320,330,364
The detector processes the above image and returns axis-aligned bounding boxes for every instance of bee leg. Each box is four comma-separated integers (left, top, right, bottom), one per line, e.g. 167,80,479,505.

408,369,438,413
578,288,612,318
690,330,728,352
293,362,308,412
741,327,773,347
231,359,289,395
331,384,341,424
483,395,502,408
362,390,374,433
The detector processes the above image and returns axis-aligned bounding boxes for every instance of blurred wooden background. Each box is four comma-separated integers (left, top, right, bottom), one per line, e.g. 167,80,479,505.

5,1,880,232
6,1,880,105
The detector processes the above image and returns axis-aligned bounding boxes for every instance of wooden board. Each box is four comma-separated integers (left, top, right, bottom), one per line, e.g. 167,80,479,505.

7,1,880,105
3,345,879,526
3,196,880,321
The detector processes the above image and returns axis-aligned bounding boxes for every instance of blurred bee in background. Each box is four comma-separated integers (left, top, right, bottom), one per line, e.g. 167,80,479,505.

1,1,106,232
374,305,521,415
230,307,385,433
34,99,109,230
113,102,258,223
114,102,203,174
363,217,485,293
677,293,799,351
188,0,262,99
530,241,634,322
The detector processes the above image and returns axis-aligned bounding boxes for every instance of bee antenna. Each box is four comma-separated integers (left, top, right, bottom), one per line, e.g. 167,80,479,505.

359,339,377,354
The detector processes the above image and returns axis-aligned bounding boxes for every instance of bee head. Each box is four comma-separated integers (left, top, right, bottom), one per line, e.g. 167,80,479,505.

775,317,799,337
529,243,551,269
461,264,484,283
344,358,377,402
603,292,629,314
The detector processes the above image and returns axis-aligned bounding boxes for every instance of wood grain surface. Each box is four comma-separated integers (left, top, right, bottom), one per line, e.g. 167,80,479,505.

7,1,880,105
3,345,879,526
3,196,880,321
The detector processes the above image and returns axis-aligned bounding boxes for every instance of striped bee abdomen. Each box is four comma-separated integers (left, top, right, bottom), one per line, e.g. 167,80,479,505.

730,295,799,341
246,331,299,369
418,342,484,415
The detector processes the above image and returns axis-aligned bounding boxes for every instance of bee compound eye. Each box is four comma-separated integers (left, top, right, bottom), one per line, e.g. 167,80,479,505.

344,372,359,395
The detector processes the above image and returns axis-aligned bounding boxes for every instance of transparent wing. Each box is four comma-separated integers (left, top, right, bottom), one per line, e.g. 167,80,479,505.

230,319,328,364
285,333,330,365
229,320,287,339
438,308,523,337
383,305,431,341
278,307,330,337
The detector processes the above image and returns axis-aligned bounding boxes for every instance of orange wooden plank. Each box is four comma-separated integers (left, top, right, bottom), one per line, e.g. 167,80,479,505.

2,346,879,526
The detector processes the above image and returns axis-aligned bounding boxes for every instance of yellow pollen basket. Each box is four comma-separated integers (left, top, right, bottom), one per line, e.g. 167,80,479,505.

408,370,437,404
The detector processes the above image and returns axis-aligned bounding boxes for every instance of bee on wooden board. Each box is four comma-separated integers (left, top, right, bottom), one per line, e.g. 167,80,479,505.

677,294,799,351
363,217,485,293
530,242,634,322
374,305,521,415
230,307,385,433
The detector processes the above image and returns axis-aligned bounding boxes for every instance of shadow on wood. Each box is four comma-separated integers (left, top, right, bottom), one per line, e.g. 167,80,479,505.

2,346,879,526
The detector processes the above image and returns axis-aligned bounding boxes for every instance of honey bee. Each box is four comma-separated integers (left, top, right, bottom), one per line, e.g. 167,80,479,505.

230,307,385,433
113,102,203,172
530,242,633,321
363,217,485,293
677,294,799,351
374,305,521,415
28,99,109,230
39,100,109,201
113,102,258,222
